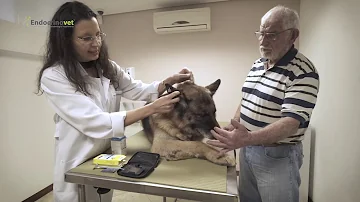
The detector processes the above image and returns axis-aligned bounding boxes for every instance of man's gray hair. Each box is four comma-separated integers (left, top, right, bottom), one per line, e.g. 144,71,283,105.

261,5,300,29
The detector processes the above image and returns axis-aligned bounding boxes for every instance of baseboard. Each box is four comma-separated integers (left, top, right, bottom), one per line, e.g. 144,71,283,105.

308,196,313,202
22,184,53,202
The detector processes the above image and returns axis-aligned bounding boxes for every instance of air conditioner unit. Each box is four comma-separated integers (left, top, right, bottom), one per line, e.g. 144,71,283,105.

153,7,211,34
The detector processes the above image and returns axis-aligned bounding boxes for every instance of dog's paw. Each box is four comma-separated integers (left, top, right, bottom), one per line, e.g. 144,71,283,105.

221,154,236,166
207,153,236,166
175,133,191,141
163,150,182,161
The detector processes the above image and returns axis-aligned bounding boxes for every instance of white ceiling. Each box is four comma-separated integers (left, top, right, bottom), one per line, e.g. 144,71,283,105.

79,0,231,16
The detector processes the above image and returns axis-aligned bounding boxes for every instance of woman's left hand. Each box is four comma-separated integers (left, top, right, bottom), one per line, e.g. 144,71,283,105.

158,67,194,95
169,67,194,84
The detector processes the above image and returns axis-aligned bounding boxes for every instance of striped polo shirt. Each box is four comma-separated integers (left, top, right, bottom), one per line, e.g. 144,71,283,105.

240,45,319,144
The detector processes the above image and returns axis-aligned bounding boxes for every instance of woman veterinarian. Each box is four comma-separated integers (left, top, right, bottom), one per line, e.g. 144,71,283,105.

36,1,193,202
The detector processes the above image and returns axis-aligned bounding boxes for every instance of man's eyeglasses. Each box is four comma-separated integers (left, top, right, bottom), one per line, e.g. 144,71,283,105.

254,28,293,41
77,32,106,44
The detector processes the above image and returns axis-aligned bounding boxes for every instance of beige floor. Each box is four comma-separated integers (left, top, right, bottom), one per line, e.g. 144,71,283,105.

36,190,198,202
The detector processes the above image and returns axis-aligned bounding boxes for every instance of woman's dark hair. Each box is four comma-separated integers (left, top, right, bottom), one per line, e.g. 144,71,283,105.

36,1,119,95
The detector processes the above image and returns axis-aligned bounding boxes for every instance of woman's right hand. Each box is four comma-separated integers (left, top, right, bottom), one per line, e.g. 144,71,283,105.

149,91,180,114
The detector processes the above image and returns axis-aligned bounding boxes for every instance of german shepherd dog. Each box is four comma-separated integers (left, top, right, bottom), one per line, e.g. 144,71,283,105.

141,80,236,166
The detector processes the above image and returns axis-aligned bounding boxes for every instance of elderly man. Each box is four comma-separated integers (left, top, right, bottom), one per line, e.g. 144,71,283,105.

207,5,319,202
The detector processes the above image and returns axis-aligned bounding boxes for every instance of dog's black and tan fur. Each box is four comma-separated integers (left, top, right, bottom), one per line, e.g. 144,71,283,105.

141,80,236,166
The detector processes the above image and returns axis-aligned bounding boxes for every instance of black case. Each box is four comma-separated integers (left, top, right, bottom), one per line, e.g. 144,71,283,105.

117,151,161,178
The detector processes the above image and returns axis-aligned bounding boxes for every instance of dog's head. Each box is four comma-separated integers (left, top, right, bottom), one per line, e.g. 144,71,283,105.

166,79,221,140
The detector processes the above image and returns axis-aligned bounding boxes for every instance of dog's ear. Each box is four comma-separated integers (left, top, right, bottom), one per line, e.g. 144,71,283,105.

205,79,221,96
173,91,189,115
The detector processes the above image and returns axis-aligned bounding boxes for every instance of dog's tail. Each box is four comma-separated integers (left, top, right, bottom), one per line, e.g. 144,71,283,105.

141,116,154,143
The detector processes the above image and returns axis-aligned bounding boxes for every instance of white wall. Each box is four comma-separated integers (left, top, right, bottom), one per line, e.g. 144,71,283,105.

102,0,300,122
0,0,68,23
0,1,69,200
0,50,55,202
0,0,17,23
0,19,47,56
0,1,62,200
299,0,360,201
0,0,66,55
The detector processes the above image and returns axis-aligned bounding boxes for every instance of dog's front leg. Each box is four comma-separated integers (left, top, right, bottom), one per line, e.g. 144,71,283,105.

151,139,235,166
154,118,191,141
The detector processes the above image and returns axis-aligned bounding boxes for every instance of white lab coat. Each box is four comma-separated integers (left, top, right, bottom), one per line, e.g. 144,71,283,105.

40,61,160,202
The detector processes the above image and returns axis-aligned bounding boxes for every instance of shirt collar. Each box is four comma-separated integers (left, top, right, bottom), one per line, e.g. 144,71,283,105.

260,44,298,67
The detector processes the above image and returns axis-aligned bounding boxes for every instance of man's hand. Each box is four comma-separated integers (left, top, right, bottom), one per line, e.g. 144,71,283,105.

223,123,235,131
207,119,252,154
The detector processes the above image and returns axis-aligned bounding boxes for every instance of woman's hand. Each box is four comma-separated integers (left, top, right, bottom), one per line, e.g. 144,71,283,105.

175,67,194,83
158,67,194,95
149,91,180,114
124,91,180,126
167,67,194,85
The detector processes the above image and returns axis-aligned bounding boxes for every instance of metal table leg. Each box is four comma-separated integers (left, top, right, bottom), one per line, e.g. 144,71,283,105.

78,184,86,202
